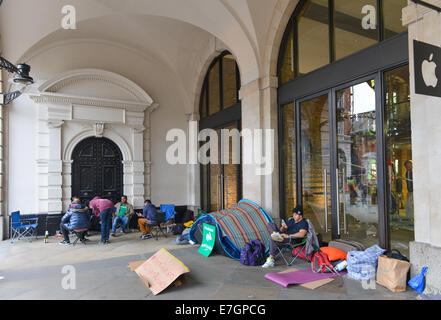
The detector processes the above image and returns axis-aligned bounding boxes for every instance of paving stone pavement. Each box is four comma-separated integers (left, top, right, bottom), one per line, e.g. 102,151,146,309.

0,231,419,300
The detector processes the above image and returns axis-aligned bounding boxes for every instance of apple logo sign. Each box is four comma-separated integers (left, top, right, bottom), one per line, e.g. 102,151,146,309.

414,40,441,98
422,53,438,88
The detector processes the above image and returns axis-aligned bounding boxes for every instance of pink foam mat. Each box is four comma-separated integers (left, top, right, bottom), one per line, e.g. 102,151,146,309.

265,268,346,288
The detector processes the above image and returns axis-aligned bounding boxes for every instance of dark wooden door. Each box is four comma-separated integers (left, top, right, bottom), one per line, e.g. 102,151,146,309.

72,137,123,205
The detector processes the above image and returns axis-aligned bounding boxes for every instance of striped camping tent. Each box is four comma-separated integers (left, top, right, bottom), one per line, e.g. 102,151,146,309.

189,199,274,260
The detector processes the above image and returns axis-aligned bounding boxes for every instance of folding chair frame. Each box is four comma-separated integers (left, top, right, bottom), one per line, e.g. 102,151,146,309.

10,212,39,243
274,237,307,266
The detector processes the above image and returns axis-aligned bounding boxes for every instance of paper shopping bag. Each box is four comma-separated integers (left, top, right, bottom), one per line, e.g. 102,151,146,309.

376,255,410,292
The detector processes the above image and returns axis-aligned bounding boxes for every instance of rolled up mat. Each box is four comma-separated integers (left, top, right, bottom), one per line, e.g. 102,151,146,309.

265,268,346,288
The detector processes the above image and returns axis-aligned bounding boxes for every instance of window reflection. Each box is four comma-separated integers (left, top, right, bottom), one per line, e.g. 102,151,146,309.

385,65,413,257
334,0,378,60
298,0,330,76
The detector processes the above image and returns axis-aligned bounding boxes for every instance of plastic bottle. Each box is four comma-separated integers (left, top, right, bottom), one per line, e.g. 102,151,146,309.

335,260,347,271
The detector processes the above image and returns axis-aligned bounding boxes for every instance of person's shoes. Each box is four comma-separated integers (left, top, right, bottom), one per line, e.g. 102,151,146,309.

59,240,70,246
111,233,117,237
141,234,152,240
262,257,275,268
118,229,124,234
104,240,110,244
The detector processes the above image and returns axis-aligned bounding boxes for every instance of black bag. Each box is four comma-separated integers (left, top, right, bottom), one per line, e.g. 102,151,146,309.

173,223,185,235
386,249,409,262
183,210,194,223
386,249,411,282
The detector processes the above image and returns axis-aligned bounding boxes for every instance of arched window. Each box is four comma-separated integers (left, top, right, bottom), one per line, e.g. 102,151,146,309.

278,0,408,84
200,51,240,118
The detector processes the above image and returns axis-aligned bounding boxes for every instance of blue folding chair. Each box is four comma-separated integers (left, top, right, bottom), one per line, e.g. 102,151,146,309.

160,204,176,233
10,211,39,243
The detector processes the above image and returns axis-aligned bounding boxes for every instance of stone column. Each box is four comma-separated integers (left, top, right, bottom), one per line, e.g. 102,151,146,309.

186,112,201,211
239,77,279,218
47,120,64,214
403,0,441,291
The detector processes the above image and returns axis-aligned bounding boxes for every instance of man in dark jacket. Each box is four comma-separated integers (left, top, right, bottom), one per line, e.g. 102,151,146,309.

59,197,90,245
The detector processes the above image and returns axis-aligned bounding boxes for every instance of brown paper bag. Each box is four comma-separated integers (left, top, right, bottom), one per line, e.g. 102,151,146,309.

376,255,410,292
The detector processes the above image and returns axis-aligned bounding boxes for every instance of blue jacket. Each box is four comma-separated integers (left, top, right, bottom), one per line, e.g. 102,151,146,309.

142,203,157,222
61,201,90,230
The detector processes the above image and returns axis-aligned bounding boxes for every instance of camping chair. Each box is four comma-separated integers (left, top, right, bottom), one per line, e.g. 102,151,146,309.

10,211,39,243
150,211,168,241
274,218,320,266
160,204,176,233
72,228,88,246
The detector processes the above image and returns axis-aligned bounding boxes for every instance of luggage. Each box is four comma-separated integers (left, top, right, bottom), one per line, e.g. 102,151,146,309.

347,245,386,280
240,240,265,266
329,239,365,253
376,255,410,292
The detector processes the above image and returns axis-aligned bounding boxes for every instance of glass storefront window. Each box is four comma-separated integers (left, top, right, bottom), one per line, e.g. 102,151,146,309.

282,103,296,219
385,65,413,256
280,28,294,83
222,54,238,109
279,0,409,84
336,80,379,247
334,0,378,60
297,0,330,76
208,61,221,116
200,52,240,119
382,0,408,40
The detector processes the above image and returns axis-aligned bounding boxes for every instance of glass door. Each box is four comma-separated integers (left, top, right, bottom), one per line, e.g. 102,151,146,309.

205,122,241,212
334,79,379,247
299,93,332,243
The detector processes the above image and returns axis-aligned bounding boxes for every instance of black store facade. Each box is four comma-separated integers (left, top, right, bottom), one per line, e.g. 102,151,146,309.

277,0,413,254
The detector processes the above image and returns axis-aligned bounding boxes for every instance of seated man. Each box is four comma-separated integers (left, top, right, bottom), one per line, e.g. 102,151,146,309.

137,199,157,240
59,197,90,245
111,195,135,236
262,205,308,268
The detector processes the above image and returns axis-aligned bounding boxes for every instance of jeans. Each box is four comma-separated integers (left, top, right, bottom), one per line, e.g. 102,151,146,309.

112,216,128,232
100,208,113,242
60,223,71,242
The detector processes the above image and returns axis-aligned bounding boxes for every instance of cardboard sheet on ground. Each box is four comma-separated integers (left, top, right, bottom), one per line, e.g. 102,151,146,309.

265,268,346,288
129,248,190,295
278,268,335,290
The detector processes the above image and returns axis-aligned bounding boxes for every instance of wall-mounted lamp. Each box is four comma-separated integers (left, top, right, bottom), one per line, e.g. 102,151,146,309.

0,56,34,106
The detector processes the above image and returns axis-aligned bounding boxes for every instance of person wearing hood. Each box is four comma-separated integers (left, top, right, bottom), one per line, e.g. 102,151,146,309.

59,196,90,245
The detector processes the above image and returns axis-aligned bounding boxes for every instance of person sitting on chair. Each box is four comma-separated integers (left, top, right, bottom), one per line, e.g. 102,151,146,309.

111,195,135,236
59,197,90,245
137,200,157,239
262,205,308,268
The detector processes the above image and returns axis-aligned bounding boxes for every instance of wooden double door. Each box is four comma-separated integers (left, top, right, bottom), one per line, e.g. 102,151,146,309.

71,137,123,205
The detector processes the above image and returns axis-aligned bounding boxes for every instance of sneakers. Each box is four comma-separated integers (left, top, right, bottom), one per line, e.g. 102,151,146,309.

111,233,117,237
59,240,70,246
271,232,284,242
141,234,152,240
262,257,275,268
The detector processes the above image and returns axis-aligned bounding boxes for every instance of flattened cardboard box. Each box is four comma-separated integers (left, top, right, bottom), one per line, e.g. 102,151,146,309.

129,248,190,295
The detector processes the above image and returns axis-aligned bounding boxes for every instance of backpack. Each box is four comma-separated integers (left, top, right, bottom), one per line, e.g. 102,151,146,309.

240,240,265,266
172,223,185,235
311,251,338,274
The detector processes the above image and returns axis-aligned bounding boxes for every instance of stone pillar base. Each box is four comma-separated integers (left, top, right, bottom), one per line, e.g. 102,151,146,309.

410,241,441,292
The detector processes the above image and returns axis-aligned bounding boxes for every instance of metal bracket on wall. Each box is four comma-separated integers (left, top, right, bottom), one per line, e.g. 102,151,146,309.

410,0,441,13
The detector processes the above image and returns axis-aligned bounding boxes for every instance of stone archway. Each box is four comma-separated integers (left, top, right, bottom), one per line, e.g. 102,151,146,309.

29,68,159,213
